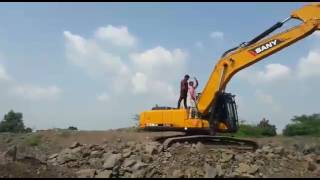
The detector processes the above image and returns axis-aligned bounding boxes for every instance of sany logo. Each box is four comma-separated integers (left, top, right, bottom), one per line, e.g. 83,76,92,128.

249,39,283,56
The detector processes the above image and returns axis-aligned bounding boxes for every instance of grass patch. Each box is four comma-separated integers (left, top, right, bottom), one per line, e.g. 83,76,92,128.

24,134,42,146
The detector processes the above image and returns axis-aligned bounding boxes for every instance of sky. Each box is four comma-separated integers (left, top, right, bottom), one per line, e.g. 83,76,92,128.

0,2,319,133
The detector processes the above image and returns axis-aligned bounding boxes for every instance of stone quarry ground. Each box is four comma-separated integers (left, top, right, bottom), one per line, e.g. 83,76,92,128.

0,128,320,178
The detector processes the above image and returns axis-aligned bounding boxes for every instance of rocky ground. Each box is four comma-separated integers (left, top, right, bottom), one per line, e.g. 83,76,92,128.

0,129,320,178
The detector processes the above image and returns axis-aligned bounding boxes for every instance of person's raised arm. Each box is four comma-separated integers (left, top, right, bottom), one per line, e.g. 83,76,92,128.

194,77,199,89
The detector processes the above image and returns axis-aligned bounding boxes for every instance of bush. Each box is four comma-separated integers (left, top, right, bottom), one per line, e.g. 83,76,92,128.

283,113,320,136
25,134,42,146
25,128,33,133
258,118,277,136
68,126,78,131
235,124,264,137
0,110,32,133
234,118,277,137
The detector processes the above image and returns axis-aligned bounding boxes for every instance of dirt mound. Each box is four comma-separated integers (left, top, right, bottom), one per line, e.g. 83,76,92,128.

47,139,320,178
0,155,75,178
1,130,320,178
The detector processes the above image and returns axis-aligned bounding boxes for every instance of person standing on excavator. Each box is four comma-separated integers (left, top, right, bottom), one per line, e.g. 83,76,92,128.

188,77,199,107
188,77,199,118
177,74,190,109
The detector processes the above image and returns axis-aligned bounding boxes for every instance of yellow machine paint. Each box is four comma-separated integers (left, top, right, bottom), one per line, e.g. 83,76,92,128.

139,3,320,134
140,109,209,129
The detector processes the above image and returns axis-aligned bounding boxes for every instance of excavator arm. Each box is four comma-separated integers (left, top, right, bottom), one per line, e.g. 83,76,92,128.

197,3,320,115
139,3,320,136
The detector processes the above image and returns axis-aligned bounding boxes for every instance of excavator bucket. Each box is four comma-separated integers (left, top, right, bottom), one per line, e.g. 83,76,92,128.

291,3,320,23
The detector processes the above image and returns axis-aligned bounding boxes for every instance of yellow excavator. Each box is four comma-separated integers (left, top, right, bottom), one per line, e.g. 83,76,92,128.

139,3,320,149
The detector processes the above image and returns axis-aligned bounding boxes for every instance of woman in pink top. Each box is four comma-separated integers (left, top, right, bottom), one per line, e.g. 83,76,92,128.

188,77,198,119
188,77,199,118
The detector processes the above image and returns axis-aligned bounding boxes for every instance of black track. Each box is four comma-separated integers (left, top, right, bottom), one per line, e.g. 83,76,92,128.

154,135,259,152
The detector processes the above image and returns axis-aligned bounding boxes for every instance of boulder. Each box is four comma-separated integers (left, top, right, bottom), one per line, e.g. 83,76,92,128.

234,154,245,162
248,164,259,174
126,141,136,148
216,164,224,177
220,152,234,163
70,142,81,149
122,149,132,158
95,170,112,178
172,169,184,178
308,161,317,171
131,169,147,178
195,142,205,152
103,153,122,170
90,151,103,158
165,152,172,158
273,146,285,155
71,146,83,154
204,163,217,178
89,158,103,169
145,142,159,155
48,153,58,159
316,156,320,164
123,159,137,168
131,160,148,171
255,160,265,167
75,169,96,178
261,145,273,153
236,163,251,174
57,150,79,165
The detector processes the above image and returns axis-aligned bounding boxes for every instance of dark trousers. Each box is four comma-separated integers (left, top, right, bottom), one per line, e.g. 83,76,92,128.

177,94,188,109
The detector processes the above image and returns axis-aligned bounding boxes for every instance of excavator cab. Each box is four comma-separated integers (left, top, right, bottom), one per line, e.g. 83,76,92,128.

208,92,239,134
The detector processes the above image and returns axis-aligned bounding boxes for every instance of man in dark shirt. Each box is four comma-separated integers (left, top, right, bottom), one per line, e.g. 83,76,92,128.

177,74,190,109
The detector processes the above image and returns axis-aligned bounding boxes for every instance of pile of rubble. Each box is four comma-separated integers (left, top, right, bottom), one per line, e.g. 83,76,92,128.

46,140,320,178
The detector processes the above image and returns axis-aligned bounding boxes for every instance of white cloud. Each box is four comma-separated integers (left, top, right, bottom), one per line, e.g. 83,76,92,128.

297,50,320,78
12,85,62,100
130,46,188,83
210,31,224,39
97,92,110,102
0,64,11,81
257,63,291,82
63,31,88,54
64,30,130,80
131,72,148,94
131,46,187,68
238,63,291,84
95,25,136,47
64,26,188,107
314,31,320,38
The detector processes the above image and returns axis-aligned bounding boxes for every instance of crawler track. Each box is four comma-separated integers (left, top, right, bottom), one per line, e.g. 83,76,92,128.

154,135,259,152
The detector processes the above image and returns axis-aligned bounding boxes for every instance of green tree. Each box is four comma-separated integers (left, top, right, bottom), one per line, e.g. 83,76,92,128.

258,118,277,136
25,127,33,133
283,113,320,136
0,110,25,133
0,110,32,133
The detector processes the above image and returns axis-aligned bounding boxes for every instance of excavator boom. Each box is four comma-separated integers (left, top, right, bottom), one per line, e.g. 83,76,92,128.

197,3,320,115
